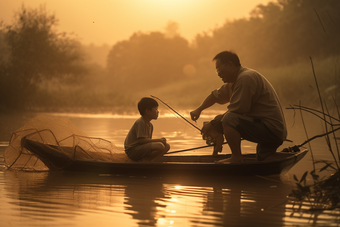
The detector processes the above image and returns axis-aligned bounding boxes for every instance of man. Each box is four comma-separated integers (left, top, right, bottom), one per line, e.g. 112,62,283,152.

190,51,287,163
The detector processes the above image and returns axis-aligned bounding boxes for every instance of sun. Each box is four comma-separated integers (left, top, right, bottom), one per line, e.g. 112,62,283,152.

135,0,201,14
145,0,196,8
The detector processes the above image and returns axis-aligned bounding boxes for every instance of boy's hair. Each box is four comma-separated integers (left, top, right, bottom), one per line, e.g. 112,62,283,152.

213,51,241,67
138,97,158,115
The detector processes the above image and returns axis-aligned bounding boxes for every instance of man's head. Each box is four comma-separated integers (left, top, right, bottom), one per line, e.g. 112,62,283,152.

213,51,241,83
138,97,159,117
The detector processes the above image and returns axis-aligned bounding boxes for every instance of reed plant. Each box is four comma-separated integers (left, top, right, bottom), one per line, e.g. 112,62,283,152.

287,57,340,213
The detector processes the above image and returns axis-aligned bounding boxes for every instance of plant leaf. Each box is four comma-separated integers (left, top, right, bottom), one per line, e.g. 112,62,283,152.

299,171,308,184
293,174,298,182
319,163,331,172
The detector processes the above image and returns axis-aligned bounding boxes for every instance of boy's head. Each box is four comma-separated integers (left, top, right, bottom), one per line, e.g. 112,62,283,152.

138,97,158,116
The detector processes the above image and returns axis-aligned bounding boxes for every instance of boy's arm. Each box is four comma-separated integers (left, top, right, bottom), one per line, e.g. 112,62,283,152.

138,137,167,145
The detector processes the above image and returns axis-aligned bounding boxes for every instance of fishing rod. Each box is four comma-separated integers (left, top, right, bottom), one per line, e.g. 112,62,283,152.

150,95,243,154
150,95,201,132
151,95,230,154
167,142,229,154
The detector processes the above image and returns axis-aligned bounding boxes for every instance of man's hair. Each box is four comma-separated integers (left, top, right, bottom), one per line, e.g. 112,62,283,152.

213,51,241,67
138,97,158,115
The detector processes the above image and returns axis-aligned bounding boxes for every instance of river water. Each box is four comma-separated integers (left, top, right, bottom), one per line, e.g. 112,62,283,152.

0,111,339,227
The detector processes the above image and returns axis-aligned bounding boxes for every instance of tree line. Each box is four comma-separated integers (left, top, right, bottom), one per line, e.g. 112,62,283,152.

0,0,339,111
106,0,340,92
0,5,87,111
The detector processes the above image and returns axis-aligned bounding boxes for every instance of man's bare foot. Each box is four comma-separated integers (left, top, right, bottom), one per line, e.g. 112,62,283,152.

215,156,244,164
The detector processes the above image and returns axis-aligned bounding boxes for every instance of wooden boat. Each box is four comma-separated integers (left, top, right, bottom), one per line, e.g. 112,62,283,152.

22,138,308,176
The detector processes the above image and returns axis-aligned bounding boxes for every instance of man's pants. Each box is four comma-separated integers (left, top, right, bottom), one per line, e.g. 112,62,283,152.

213,112,283,161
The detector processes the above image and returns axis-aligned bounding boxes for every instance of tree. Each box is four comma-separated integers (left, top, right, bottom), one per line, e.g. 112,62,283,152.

193,0,340,68
0,5,87,110
107,31,194,91
0,22,8,64
164,21,180,38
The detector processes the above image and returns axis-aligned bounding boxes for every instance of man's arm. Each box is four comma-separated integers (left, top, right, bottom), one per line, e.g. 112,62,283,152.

190,93,216,121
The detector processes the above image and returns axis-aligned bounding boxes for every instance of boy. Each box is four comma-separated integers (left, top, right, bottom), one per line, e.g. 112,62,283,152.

124,97,170,162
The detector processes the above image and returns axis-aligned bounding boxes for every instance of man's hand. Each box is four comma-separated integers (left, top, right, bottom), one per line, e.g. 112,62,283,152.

201,122,213,137
190,109,201,121
201,122,216,146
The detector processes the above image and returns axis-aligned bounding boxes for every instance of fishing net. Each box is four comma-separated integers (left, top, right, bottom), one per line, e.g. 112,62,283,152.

4,114,131,171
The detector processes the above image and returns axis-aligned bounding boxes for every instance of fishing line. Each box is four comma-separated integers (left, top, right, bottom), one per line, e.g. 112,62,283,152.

151,95,201,132
150,95,239,155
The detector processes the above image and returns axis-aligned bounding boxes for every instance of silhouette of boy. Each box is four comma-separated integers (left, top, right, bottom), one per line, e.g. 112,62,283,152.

124,97,170,162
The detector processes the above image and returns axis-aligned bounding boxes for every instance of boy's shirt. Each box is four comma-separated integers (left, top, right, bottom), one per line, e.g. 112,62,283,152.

124,117,153,151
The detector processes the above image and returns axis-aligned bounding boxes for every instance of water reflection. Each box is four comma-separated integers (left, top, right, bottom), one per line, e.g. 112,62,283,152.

124,178,168,226
189,178,290,226
2,169,340,227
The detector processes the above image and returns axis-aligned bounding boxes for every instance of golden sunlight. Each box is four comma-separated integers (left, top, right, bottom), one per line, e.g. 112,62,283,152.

141,0,199,10
0,0,274,45
130,0,208,24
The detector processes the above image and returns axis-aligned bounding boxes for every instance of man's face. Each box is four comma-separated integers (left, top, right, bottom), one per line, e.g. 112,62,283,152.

215,59,234,83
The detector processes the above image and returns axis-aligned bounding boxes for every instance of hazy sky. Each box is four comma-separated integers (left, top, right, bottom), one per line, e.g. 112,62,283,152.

0,0,273,45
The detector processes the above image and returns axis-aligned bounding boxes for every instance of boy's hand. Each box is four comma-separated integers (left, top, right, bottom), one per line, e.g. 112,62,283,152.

160,137,167,145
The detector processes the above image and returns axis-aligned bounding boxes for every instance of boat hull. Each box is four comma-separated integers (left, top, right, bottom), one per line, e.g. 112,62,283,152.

20,138,308,176
63,150,307,176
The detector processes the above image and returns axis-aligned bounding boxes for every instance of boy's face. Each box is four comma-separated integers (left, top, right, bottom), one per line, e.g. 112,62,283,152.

146,106,159,120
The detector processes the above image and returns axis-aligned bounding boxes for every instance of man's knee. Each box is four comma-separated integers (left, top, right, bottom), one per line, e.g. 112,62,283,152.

222,123,240,137
222,112,241,134
221,112,242,128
